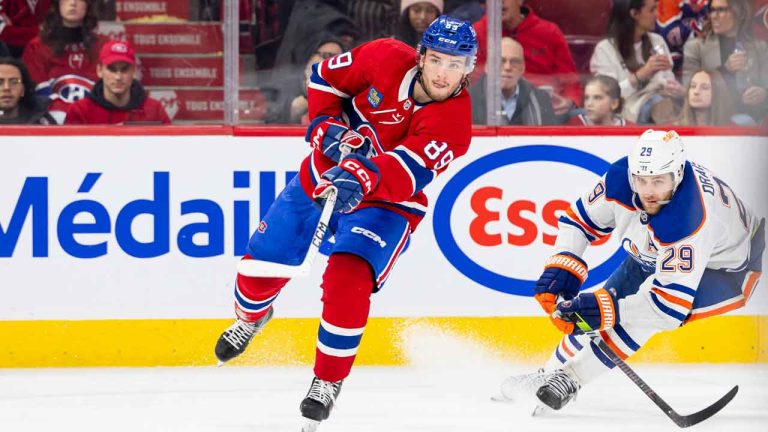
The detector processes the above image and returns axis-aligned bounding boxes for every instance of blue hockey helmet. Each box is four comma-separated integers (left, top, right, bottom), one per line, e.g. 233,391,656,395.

420,15,478,72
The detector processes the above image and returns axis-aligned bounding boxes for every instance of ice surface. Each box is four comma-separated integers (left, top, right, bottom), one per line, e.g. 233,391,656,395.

0,329,765,432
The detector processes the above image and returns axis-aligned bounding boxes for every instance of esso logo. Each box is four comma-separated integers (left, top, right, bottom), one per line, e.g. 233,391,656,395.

432,145,626,296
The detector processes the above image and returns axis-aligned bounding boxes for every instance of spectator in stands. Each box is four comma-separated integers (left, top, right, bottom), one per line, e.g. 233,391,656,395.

444,0,484,23
656,0,708,75
474,0,582,118
682,0,767,124
568,75,630,126
273,0,360,71
22,0,101,124
0,0,50,57
287,35,345,124
65,40,170,124
0,56,55,124
470,37,555,125
346,0,399,43
677,69,737,125
394,0,442,48
590,0,685,124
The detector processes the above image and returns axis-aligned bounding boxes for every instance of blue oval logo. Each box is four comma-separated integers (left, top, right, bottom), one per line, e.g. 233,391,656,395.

433,145,626,296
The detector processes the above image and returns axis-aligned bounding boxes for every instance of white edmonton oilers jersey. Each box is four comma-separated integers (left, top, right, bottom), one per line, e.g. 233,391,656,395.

555,157,761,328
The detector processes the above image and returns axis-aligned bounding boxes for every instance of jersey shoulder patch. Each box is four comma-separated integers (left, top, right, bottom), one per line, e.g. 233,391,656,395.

604,157,635,210
649,162,706,245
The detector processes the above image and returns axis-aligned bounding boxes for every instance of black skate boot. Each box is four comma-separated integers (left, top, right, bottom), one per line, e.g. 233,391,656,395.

300,377,343,431
535,369,580,410
214,307,273,364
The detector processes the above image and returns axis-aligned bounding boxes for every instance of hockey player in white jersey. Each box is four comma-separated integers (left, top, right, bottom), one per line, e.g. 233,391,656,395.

500,129,765,411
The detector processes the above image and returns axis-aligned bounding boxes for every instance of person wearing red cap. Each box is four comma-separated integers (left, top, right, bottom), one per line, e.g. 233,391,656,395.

65,39,170,124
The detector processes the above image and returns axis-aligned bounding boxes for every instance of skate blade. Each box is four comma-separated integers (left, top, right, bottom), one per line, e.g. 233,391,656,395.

301,418,320,432
531,405,550,417
216,360,225,367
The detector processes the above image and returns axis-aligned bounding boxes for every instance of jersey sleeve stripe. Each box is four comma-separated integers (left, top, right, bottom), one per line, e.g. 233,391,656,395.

391,148,436,193
652,279,697,298
308,63,351,98
395,145,429,168
559,215,598,243
651,287,693,310
566,207,606,239
575,198,613,234
650,291,687,323
687,271,761,323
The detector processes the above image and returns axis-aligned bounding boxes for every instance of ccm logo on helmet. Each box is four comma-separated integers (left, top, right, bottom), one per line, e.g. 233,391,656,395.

433,145,626,296
438,37,458,44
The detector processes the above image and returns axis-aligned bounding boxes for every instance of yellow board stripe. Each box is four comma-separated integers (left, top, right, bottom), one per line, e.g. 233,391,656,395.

0,315,765,367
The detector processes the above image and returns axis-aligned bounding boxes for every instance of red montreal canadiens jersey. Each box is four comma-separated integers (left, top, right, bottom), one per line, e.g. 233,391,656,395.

300,38,473,231
22,36,100,123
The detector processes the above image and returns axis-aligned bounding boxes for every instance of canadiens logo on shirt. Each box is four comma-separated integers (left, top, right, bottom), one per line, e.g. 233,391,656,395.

367,87,382,108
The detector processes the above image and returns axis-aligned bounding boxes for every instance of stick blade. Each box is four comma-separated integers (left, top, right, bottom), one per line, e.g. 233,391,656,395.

672,385,739,428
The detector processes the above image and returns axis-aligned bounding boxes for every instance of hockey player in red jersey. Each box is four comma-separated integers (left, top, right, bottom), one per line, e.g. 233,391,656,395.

21,0,101,124
213,15,477,431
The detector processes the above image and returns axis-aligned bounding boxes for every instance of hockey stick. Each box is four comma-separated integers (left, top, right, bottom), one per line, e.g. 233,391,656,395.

237,186,337,278
565,312,738,428
237,143,356,278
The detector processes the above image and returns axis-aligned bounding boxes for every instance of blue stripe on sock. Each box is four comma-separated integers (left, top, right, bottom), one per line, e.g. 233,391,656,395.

317,326,363,351
555,347,566,364
234,288,274,311
568,335,584,351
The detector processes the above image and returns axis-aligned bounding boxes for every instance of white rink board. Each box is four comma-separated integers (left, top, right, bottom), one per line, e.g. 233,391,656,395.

0,134,766,320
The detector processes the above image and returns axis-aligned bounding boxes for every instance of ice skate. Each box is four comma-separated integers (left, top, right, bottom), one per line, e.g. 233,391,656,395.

535,369,580,410
214,307,273,365
492,368,548,403
300,377,343,431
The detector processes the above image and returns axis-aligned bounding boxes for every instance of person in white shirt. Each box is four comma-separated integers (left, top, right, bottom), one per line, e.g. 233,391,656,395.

590,0,685,123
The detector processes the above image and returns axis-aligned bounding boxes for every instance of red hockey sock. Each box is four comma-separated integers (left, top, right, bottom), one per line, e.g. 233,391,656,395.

314,253,374,382
234,254,290,322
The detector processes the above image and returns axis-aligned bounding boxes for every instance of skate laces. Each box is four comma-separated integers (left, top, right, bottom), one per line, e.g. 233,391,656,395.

307,378,341,407
222,320,257,348
543,370,579,400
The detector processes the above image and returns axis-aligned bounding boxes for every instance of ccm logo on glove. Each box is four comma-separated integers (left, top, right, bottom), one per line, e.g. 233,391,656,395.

341,159,374,193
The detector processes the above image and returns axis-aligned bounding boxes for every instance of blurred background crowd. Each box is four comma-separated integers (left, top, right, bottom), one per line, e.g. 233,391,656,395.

0,0,766,126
